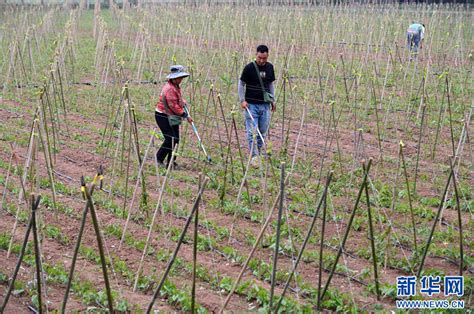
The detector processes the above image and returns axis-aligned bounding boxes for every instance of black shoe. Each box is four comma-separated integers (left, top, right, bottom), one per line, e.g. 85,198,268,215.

157,160,166,168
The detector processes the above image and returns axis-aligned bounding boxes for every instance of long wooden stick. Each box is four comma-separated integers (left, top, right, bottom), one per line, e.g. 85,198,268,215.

363,162,380,300
84,178,114,313
400,141,417,251
1,142,16,211
230,111,253,210
445,75,456,156
449,158,464,276
228,139,255,243
269,163,285,310
413,102,427,195
31,194,43,313
7,120,38,258
317,178,328,311
191,174,203,314
125,130,155,219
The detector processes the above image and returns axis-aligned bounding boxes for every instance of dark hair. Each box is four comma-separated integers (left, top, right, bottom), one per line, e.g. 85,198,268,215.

256,45,269,54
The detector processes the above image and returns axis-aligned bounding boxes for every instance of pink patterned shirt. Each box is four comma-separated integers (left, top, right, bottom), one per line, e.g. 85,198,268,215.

156,81,187,116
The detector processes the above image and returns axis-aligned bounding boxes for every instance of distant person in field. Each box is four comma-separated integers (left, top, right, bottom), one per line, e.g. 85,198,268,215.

155,65,192,169
407,23,425,53
238,44,276,167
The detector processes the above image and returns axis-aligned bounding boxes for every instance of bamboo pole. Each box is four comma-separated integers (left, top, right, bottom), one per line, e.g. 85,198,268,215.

317,179,328,311
7,118,37,258
413,102,427,195
269,162,285,310
121,108,133,217
191,174,203,314
400,141,417,251
0,143,16,211
56,65,70,135
37,103,59,219
228,138,256,243
371,79,383,163
362,162,380,300
125,131,155,219
42,84,58,165
217,92,234,205
431,88,446,160
31,194,43,313
449,158,464,276
230,110,253,210
445,75,456,156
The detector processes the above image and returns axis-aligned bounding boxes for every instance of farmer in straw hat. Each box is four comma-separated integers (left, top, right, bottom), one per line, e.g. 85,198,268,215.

155,65,192,169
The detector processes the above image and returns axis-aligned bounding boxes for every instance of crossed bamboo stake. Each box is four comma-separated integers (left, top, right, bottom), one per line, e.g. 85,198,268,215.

61,166,114,313
1,194,43,313
320,158,380,301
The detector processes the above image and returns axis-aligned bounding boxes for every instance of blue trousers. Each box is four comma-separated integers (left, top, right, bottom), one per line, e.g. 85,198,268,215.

244,103,270,157
407,31,421,52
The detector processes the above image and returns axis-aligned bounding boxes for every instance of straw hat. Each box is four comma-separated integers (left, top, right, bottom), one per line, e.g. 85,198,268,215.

166,65,190,79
